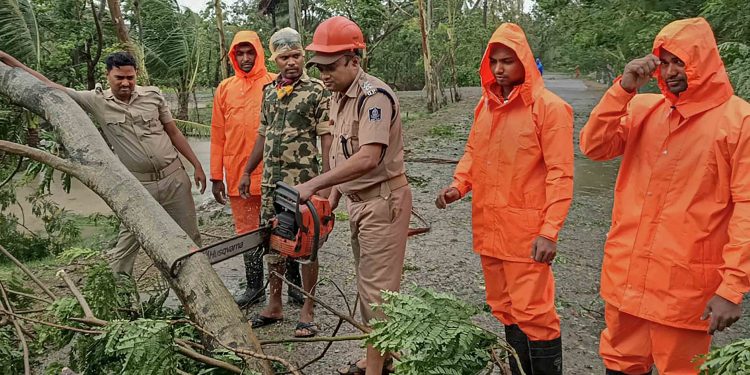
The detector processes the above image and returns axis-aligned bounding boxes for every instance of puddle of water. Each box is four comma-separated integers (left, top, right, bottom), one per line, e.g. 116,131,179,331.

6,137,212,231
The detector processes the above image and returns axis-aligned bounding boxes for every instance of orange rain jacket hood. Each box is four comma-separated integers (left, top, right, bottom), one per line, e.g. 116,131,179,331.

580,17,750,330
210,31,274,196
451,23,574,261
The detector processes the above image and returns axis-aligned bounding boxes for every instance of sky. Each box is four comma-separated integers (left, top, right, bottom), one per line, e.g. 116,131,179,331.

177,0,535,14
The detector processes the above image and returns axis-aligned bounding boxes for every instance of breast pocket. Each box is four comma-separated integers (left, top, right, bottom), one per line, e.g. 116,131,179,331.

103,113,127,136
141,109,163,135
340,120,360,158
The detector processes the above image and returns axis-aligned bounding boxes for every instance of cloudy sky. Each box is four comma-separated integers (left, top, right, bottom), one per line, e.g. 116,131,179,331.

176,0,535,14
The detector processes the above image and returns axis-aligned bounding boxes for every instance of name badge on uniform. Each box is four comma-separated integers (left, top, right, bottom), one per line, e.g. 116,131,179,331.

368,107,382,122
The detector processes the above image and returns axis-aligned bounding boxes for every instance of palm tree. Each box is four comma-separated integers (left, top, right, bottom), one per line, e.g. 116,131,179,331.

0,0,41,69
139,0,204,120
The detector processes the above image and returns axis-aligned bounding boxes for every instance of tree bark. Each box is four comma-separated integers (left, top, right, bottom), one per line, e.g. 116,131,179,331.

177,88,190,120
0,63,273,375
214,0,228,81
106,0,150,84
417,0,442,112
106,0,129,45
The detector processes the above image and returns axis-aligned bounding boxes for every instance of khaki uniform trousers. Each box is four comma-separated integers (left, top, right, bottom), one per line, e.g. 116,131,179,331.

108,168,201,274
347,183,412,323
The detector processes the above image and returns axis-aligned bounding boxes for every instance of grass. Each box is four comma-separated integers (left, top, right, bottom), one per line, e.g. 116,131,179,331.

428,124,457,138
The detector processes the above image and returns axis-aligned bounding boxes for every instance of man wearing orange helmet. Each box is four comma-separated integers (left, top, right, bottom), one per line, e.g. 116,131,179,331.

294,16,412,374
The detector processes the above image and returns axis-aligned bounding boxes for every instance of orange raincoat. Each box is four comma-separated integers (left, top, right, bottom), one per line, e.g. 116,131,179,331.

211,31,274,196
451,23,574,262
580,17,750,331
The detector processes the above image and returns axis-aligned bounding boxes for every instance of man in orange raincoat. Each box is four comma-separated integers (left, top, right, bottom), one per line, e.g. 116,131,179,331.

580,18,749,375
210,31,302,306
436,23,573,375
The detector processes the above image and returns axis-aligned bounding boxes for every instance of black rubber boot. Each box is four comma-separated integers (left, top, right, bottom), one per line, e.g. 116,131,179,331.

505,324,533,375
529,336,563,375
605,369,652,375
234,251,266,307
285,258,304,305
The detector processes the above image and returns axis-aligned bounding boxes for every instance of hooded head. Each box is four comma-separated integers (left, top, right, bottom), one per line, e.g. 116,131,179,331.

228,31,268,79
480,23,543,105
651,17,733,117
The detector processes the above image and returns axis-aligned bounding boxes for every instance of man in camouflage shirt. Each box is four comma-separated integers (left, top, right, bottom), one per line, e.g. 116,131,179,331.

238,28,332,337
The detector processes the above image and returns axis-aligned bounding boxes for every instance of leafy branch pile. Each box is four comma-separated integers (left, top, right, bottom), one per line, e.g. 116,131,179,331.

0,248,253,375
700,338,750,375
368,287,508,375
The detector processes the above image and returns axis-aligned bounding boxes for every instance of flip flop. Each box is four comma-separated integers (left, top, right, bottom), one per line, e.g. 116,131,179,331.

250,314,282,328
336,360,365,375
294,321,319,338
336,359,394,374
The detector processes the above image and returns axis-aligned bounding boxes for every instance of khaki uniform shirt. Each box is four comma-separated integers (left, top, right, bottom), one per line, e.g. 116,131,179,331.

330,69,405,194
66,85,178,174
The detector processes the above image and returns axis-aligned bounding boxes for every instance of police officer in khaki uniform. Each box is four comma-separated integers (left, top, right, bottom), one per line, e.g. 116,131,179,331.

292,17,412,375
0,51,205,275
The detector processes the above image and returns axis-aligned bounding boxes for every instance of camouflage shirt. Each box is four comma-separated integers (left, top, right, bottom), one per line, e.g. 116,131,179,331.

258,74,330,217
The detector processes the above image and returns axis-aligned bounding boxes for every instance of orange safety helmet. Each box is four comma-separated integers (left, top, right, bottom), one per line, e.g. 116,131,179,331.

306,16,366,53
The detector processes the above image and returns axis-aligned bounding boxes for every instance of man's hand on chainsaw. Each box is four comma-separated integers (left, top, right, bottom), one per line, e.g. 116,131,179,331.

293,182,316,202
238,173,252,199
435,187,460,209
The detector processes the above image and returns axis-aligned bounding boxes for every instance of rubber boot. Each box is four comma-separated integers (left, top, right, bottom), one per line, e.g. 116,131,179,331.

605,369,652,375
529,336,563,375
505,324,533,375
234,251,266,307
285,258,304,305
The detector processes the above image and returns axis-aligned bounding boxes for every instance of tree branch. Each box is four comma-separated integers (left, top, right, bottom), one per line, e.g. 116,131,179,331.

260,334,369,345
0,243,57,300
175,339,243,374
270,271,371,333
57,269,108,326
0,140,84,178
172,319,302,375
0,283,32,375
0,308,104,335
6,289,52,305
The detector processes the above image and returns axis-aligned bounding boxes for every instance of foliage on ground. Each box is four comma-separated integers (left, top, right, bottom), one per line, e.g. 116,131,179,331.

367,287,500,375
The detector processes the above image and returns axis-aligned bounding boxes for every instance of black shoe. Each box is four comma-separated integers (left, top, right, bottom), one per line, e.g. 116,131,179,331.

288,287,305,306
529,336,563,375
606,370,652,375
505,324,533,375
234,288,266,307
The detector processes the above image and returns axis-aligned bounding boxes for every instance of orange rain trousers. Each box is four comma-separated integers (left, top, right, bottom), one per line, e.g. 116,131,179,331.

481,256,560,341
600,303,710,375
229,195,261,235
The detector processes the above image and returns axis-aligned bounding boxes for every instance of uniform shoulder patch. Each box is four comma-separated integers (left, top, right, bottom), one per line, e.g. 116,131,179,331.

368,107,382,122
140,85,162,95
360,79,377,96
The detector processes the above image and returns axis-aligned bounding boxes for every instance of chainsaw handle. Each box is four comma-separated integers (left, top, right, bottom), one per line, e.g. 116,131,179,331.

305,200,321,262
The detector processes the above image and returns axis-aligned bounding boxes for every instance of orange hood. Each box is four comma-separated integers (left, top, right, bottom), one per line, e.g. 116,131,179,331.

651,17,734,118
228,31,268,80
479,23,544,106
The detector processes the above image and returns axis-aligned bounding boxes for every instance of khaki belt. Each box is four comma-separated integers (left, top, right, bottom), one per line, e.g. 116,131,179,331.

130,158,183,182
346,174,408,203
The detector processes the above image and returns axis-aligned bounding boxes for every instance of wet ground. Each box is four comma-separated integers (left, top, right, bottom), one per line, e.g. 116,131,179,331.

12,74,748,374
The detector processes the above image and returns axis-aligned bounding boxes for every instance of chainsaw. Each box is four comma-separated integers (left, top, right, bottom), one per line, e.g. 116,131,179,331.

170,182,334,277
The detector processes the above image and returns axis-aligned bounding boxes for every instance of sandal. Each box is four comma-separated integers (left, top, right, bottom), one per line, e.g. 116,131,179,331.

294,321,319,338
336,358,394,374
336,360,365,375
250,314,282,328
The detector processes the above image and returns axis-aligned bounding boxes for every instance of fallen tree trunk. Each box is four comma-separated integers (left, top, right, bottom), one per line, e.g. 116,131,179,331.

0,63,272,374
